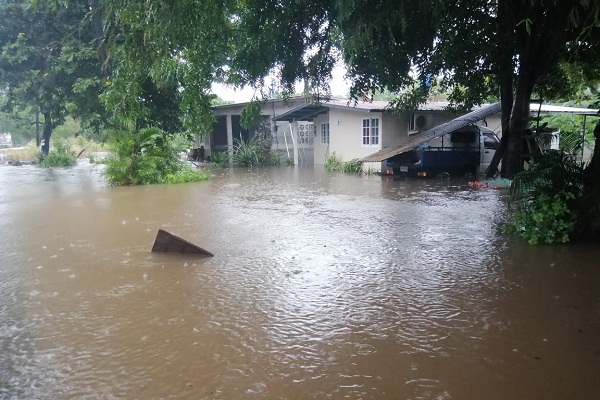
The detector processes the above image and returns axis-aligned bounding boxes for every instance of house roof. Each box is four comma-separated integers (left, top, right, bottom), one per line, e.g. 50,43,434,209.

272,103,329,122
272,100,455,122
361,102,503,163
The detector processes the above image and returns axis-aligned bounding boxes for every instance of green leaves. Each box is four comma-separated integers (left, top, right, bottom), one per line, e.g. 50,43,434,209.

103,128,204,186
504,151,585,244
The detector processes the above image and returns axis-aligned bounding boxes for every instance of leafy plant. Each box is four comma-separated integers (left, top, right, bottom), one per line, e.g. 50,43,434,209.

102,128,204,185
503,151,584,244
342,158,363,174
325,153,363,174
232,136,259,167
37,140,77,167
210,151,230,167
240,100,265,130
164,164,210,184
324,152,343,172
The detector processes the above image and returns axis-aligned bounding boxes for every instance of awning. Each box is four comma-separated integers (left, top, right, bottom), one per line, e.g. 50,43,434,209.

361,102,502,163
273,103,329,122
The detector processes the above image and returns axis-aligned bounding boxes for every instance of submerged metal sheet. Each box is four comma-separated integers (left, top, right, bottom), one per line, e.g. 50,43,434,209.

362,102,502,163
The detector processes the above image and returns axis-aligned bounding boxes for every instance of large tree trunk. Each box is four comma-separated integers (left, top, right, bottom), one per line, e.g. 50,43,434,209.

504,71,535,178
486,0,514,178
578,123,600,240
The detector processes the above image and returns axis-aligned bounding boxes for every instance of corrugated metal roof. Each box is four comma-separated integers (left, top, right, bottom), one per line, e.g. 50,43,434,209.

361,102,502,163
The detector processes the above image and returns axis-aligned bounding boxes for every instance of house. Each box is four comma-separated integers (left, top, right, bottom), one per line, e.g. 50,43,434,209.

272,100,502,173
209,97,322,163
209,98,502,171
208,98,597,173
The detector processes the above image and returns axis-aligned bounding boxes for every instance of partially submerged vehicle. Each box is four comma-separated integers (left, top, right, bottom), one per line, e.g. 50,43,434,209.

385,125,500,178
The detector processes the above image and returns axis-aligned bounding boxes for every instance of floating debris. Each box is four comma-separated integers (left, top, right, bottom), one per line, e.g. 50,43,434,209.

151,229,214,257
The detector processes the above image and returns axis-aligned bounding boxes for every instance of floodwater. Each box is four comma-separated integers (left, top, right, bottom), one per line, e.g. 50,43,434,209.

0,162,599,400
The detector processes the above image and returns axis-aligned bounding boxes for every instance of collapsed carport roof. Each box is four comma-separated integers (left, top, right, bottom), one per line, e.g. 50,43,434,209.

361,102,503,163
361,102,600,163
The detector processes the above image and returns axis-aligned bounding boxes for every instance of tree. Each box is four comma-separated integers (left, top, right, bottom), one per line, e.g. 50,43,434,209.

0,0,106,154
102,0,600,236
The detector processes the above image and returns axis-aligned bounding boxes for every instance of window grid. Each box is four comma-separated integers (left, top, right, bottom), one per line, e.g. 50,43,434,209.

362,118,379,146
320,123,330,144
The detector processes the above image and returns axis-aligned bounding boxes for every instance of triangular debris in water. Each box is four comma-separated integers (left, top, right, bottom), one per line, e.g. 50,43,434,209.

151,229,214,257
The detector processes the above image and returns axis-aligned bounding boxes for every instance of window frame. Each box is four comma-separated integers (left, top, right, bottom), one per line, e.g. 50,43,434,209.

362,118,379,146
320,122,330,145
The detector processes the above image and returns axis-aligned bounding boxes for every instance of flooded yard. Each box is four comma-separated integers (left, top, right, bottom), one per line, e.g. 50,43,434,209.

1,162,599,399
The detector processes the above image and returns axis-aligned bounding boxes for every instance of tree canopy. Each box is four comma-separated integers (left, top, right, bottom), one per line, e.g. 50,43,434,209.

100,1,600,169
0,0,106,153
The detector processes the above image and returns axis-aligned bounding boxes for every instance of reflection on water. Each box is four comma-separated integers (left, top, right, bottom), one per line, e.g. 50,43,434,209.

1,163,599,399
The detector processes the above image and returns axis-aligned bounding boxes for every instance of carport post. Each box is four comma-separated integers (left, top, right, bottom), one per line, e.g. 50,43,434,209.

226,114,234,166
292,119,299,166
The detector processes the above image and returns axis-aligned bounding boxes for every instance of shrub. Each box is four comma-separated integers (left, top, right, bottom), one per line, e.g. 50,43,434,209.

38,141,77,167
503,151,584,244
164,164,211,184
342,158,363,174
232,136,258,167
210,151,230,167
325,153,363,174
324,152,343,172
103,128,204,185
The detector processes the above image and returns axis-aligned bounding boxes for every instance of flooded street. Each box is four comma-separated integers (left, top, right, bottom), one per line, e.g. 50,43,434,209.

1,162,599,399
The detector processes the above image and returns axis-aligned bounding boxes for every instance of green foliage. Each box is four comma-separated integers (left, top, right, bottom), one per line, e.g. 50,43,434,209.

230,128,279,167
341,158,363,174
324,152,343,172
232,137,259,167
504,191,579,245
324,152,362,174
504,152,585,244
0,0,106,152
163,165,210,184
38,142,77,167
240,101,264,130
210,151,230,168
103,128,201,186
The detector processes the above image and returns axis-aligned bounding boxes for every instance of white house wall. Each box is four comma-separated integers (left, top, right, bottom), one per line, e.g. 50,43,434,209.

327,108,384,163
313,114,330,165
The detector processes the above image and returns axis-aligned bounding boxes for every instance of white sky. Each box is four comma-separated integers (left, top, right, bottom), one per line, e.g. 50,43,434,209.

211,63,351,102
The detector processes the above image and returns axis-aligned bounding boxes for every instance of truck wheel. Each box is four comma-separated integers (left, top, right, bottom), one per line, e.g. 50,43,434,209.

437,171,450,179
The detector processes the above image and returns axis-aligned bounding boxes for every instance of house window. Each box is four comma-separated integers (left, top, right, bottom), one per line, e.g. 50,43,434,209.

320,123,330,144
362,118,379,146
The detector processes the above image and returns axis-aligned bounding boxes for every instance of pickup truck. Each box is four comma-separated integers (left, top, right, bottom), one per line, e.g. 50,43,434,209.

386,126,500,178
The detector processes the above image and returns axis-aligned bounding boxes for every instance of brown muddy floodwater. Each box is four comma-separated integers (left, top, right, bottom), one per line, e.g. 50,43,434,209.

0,162,599,400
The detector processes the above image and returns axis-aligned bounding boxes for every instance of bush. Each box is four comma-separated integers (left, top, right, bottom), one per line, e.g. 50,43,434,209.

324,152,343,172
504,190,579,244
325,153,363,174
164,164,211,184
232,137,258,167
342,158,363,174
503,151,584,244
103,128,206,185
38,141,77,167
210,151,230,167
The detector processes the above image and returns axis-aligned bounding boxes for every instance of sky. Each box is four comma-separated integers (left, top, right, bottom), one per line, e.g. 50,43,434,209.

211,63,351,102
